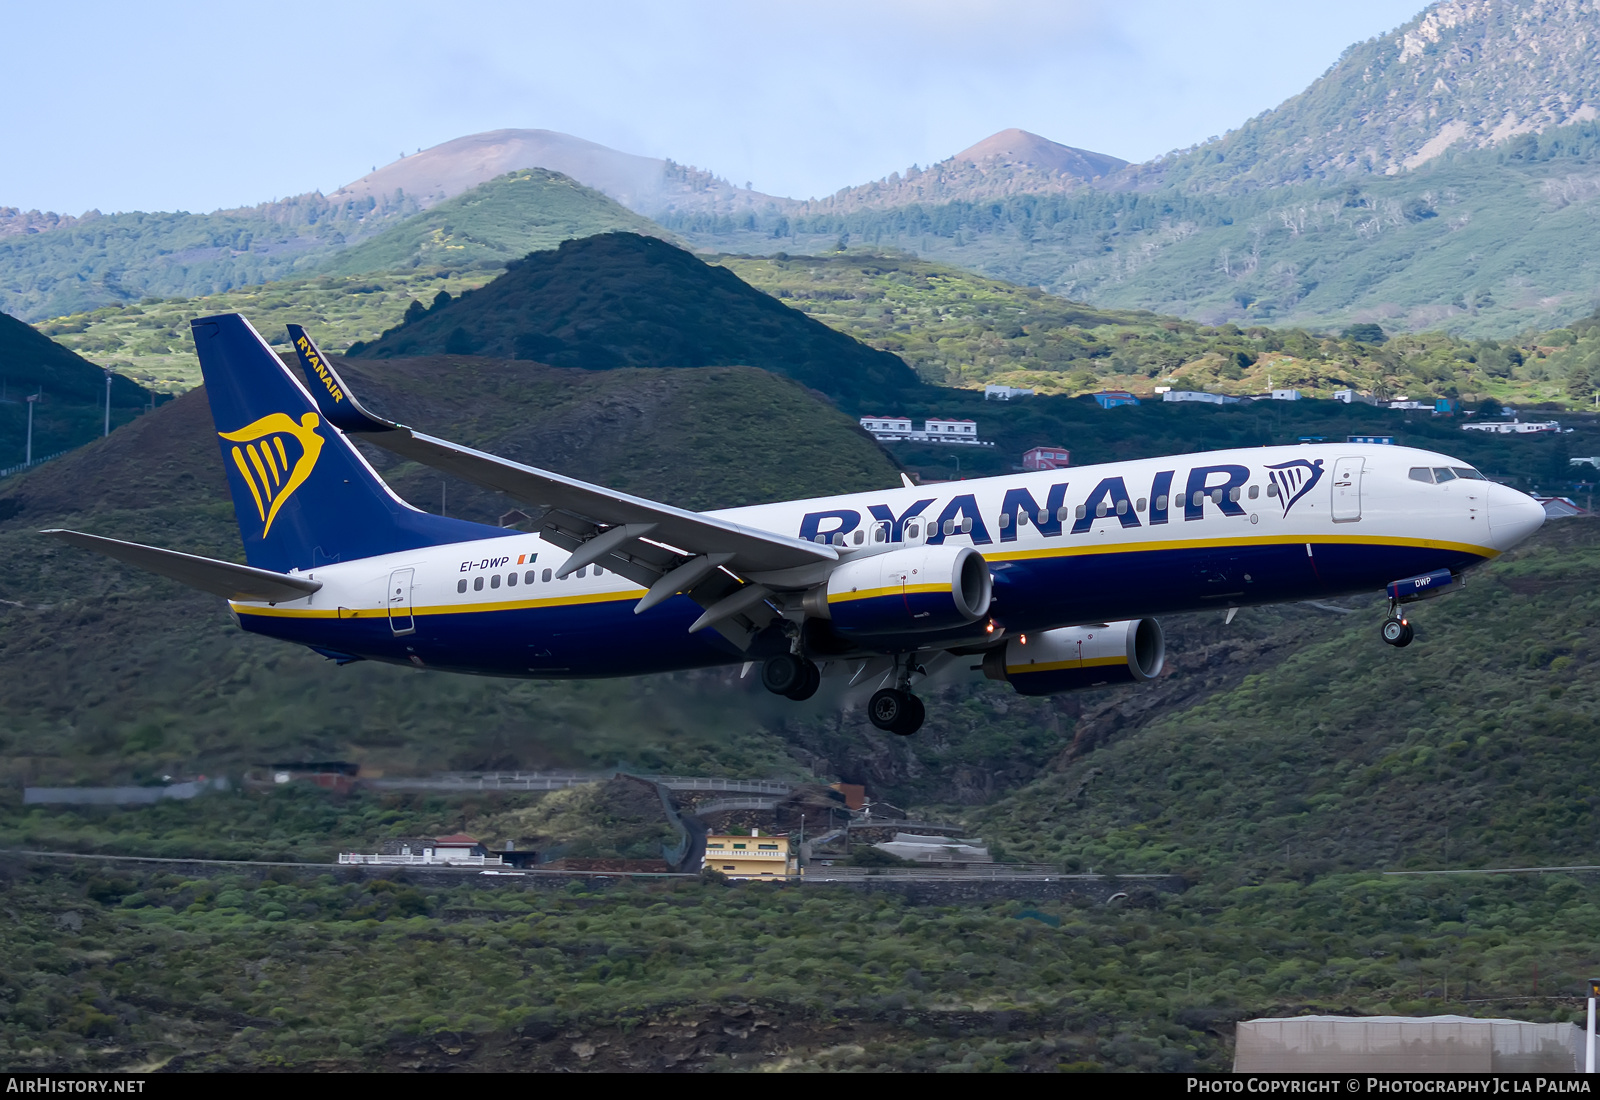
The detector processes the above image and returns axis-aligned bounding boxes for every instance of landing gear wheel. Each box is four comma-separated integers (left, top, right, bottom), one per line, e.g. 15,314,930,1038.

785,659,821,701
761,654,805,696
1381,618,1414,648
868,688,925,736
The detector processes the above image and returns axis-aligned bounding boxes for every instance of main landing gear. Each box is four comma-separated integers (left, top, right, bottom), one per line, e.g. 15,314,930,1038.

760,652,929,736
1381,605,1415,648
867,688,925,737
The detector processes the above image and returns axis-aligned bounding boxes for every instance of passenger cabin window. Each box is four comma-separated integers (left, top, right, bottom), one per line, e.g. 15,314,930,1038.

1136,498,1147,512
1056,506,1070,522
473,577,484,591
906,523,920,539
542,569,552,582
1095,502,1108,518
1116,499,1129,515
577,566,588,578
1075,505,1087,520
1248,485,1259,499
1266,485,1279,498
997,513,1011,529
491,574,501,589
1228,487,1241,503
457,579,468,593
507,572,517,586
852,530,864,545
526,571,537,584
873,524,887,543
961,517,973,533
1155,494,1168,510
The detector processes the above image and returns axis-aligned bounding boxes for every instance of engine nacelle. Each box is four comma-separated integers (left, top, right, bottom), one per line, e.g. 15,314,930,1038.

982,618,1165,696
806,544,992,636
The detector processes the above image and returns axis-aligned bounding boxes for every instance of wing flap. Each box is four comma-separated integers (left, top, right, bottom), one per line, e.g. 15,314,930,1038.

43,530,323,603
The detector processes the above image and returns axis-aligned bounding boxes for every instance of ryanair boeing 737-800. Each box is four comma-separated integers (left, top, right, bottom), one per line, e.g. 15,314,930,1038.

45,314,1547,736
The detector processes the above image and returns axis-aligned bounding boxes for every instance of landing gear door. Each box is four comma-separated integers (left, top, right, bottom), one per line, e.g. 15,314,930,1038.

1331,457,1364,523
388,567,416,636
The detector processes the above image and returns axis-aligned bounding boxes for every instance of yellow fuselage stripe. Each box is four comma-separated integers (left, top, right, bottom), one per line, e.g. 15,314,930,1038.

1008,655,1127,674
829,582,951,604
985,531,1498,563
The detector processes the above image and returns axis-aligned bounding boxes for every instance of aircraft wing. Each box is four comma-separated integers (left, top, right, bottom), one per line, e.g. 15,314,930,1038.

287,326,835,643
42,530,323,603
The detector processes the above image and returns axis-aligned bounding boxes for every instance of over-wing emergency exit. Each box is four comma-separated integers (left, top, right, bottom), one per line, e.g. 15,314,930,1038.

45,315,1547,736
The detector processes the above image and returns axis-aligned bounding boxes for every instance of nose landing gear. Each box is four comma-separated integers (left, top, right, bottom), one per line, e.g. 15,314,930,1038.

1381,606,1414,648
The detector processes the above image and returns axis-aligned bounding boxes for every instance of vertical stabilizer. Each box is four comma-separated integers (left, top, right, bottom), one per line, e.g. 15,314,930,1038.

191,314,498,571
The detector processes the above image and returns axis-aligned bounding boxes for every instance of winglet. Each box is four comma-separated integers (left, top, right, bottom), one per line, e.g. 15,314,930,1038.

285,324,401,434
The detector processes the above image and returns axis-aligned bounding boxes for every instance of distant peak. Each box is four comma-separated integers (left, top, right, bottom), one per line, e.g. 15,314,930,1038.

952,129,1128,178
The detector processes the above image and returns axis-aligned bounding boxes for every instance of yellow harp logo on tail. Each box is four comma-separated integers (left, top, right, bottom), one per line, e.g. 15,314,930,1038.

218,412,325,537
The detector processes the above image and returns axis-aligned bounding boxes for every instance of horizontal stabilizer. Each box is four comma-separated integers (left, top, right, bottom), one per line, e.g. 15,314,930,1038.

42,530,323,603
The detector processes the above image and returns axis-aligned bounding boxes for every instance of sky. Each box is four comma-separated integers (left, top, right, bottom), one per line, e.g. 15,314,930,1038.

5,0,1431,215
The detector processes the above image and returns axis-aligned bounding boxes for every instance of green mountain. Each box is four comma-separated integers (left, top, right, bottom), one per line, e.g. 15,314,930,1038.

350,233,921,404
316,170,673,277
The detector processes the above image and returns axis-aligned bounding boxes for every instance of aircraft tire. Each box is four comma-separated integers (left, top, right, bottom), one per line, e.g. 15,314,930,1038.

894,694,926,737
761,654,806,695
1381,619,1413,648
868,688,912,733
785,660,821,701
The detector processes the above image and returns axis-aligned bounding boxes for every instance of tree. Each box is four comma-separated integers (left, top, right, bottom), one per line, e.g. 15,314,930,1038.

1342,323,1386,344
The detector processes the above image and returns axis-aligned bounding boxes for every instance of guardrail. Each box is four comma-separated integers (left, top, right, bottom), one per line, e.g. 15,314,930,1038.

366,773,801,795
338,852,505,866
802,866,1169,879
0,450,70,480
691,797,781,816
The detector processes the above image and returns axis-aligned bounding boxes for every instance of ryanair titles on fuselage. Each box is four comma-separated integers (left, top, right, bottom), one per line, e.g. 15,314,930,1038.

790,458,1326,546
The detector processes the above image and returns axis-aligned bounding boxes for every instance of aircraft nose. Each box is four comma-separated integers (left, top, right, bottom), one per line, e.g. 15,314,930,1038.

1486,482,1545,550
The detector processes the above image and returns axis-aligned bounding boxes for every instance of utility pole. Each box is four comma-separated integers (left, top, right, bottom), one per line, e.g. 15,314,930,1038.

1588,979,1598,1073
24,392,38,466
103,369,112,437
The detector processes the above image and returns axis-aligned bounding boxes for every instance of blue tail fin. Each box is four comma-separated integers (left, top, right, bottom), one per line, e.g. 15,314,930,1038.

191,313,499,571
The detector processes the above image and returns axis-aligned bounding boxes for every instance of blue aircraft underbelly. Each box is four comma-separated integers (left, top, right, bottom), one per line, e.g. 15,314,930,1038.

236,539,1489,677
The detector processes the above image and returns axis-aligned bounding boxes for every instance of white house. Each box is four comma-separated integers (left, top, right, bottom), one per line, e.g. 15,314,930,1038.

1462,419,1562,434
924,418,978,439
1270,388,1303,401
1163,390,1243,405
984,385,1035,401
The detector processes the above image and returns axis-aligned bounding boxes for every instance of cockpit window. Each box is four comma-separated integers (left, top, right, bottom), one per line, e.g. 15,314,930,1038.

1432,467,1458,483
1452,466,1487,480
1409,468,1434,483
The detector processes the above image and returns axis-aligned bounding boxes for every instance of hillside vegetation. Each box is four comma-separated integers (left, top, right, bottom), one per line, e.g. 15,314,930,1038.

317,170,672,277
669,121,1600,341
352,233,920,404
0,192,425,322
39,270,501,392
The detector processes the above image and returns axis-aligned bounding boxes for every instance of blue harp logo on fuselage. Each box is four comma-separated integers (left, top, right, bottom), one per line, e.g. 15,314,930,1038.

1264,458,1325,517
218,412,325,537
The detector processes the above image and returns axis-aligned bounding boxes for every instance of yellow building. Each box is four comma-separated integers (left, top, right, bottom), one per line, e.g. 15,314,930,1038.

702,830,794,880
